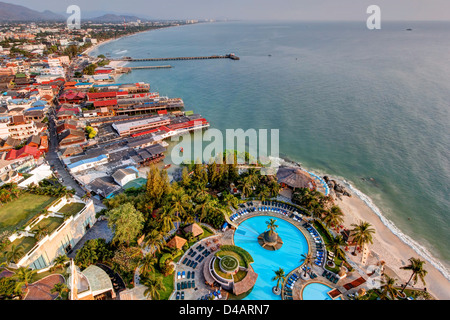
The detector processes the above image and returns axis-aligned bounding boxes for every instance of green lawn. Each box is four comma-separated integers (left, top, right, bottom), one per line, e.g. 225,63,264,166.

31,217,64,235
1,236,37,264
58,202,85,217
0,193,57,233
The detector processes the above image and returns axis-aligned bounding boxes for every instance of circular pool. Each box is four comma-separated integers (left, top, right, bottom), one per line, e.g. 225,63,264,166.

233,215,309,300
302,282,341,300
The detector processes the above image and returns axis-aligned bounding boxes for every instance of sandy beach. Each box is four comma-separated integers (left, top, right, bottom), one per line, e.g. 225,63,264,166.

335,189,450,300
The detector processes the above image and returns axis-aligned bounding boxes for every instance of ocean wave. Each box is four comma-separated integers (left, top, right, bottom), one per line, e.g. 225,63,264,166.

271,156,450,281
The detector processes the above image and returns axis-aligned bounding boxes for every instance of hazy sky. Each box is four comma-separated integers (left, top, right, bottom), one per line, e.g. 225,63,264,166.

11,0,450,21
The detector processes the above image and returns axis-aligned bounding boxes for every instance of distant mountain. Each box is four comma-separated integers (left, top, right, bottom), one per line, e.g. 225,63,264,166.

86,14,147,23
0,1,64,22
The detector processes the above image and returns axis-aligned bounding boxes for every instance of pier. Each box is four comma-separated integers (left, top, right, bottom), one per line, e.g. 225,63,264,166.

130,65,173,70
113,53,240,62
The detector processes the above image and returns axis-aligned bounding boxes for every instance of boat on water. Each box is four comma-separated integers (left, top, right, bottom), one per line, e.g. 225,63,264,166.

164,164,171,169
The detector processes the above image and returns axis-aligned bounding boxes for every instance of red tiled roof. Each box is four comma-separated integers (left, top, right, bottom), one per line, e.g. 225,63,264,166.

93,99,117,107
6,145,42,160
87,91,117,100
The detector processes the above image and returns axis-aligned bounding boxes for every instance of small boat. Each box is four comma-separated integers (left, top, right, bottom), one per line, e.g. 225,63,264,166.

163,164,171,169
180,147,184,153
406,28,412,31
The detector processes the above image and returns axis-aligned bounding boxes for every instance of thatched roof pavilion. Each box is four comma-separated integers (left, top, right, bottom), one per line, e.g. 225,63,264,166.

276,166,316,190
183,223,204,237
166,236,187,250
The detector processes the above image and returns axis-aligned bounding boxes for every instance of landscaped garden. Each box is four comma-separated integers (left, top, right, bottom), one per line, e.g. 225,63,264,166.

0,193,57,233
58,202,86,217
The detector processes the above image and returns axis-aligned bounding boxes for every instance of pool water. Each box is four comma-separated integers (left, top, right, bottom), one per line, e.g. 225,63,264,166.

233,215,309,300
302,282,341,300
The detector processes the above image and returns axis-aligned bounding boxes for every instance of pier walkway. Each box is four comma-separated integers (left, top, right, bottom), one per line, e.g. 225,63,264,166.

113,54,240,62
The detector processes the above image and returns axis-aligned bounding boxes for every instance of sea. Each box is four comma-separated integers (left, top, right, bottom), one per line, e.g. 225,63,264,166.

89,20,450,280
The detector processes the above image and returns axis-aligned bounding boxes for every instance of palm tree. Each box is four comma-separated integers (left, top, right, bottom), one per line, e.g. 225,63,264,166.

140,254,158,277
194,197,219,223
51,282,69,300
170,188,192,223
327,234,346,256
51,254,69,272
142,275,165,300
222,193,239,210
4,244,24,265
323,206,344,229
239,176,253,198
379,274,399,300
143,229,166,254
400,257,428,294
13,267,36,293
193,184,209,203
33,225,49,241
350,221,375,255
299,253,314,277
266,218,278,235
257,185,270,202
159,207,180,234
271,267,286,292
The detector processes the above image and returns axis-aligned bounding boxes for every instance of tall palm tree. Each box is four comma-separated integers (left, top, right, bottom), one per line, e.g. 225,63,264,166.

170,188,192,223
327,234,346,256
299,253,314,277
51,282,69,300
51,254,69,272
400,257,428,293
266,218,278,235
257,185,270,202
140,254,158,277
159,207,180,234
271,267,286,291
5,244,24,265
379,274,399,300
143,229,166,254
13,267,36,293
239,176,254,198
34,226,49,241
222,193,239,210
142,275,165,300
193,198,211,223
350,221,375,255
323,206,344,229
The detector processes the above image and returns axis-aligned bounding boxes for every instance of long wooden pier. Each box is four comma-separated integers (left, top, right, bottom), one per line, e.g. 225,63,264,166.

130,65,172,69
114,53,240,62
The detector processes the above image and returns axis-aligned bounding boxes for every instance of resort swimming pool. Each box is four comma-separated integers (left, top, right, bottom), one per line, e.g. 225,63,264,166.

233,215,309,300
302,282,342,300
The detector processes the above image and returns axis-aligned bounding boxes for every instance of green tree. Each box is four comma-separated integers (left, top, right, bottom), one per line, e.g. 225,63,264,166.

271,267,286,291
400,257,428,294
266,218,278,235
142,275,165,300
350,221,375,255
143,229,165,255
299,253,314,277
51,282,69,300
140,254,157,277
379,274,399,300
107,203,145,246
13,267,36,293
50,254,69,272
74,238,113,269
4,244,24,265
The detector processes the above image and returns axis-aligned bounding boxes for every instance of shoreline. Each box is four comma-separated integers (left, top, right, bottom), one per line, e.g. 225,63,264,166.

306,169,450,299
273,157,450,299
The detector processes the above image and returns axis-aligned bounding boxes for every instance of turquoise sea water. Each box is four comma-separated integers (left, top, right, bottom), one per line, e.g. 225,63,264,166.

233,215,309,300
90,21,450,279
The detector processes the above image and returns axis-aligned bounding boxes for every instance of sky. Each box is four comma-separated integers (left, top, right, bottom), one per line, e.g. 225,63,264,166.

9,0,450,21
